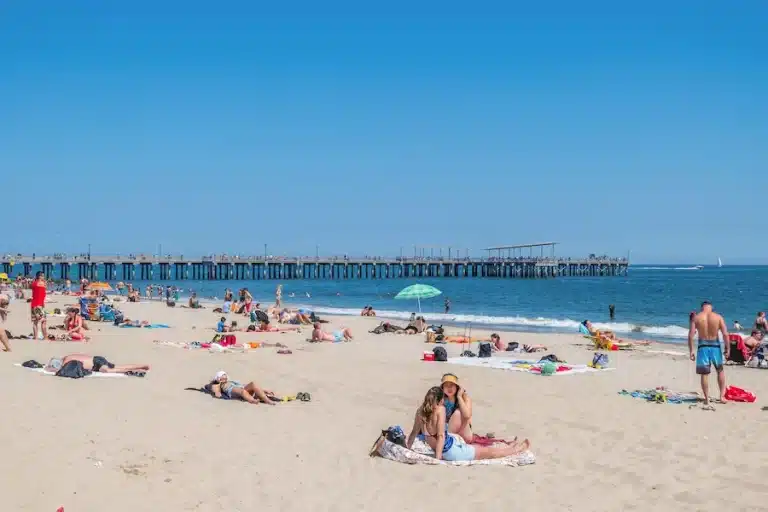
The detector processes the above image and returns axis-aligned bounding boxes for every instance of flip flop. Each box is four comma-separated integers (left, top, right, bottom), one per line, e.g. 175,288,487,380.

297,392,311,402
126,371,146,378
277,349,292,355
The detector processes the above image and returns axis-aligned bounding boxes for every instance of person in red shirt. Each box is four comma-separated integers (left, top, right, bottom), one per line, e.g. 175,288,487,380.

30,271,48,340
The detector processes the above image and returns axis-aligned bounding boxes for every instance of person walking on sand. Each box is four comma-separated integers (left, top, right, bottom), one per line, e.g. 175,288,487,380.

688,301,730,408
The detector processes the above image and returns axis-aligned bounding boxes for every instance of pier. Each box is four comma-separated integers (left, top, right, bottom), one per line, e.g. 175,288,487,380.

1,244,628,281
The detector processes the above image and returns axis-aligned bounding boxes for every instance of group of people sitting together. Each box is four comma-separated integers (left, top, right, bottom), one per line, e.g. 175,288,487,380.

382,373,530,461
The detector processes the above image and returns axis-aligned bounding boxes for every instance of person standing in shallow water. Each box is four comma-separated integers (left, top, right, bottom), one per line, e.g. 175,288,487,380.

609,304,615,320
688,301,730,408
444,298,451,314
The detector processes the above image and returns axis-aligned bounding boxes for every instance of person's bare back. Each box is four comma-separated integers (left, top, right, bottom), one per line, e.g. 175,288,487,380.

693,310,725,341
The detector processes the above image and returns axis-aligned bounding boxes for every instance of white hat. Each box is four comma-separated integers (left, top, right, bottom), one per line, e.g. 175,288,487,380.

213,370,227,382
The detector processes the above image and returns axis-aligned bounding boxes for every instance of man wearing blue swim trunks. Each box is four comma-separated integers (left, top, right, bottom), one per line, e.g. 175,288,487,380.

688,301,730,407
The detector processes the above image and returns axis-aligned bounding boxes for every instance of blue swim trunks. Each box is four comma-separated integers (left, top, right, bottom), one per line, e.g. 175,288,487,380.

442,434,476,462
696,341,724,375
333,331,344,342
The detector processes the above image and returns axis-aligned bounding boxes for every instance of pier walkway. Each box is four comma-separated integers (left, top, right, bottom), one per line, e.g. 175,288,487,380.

1,253,628,281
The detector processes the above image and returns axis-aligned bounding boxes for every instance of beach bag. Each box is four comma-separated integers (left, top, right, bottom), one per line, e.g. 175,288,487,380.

478,342,492,358
426,331,436,343
724,386,756,403
590,353,609,369
55,360,92,379
432,346,448,362
506,342,520,352
384,426,406,447
219,335,237,347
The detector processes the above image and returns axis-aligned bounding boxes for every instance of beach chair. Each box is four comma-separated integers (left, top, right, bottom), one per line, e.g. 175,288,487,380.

727,334,749,364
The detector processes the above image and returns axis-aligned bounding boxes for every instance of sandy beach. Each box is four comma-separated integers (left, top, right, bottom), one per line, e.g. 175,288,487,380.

1,294,766,512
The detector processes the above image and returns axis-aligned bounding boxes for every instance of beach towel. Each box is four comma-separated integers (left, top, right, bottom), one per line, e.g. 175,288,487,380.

373,437,535,467
446,356,613,375
619,388,699,404
120,323,170,329
14,363,128,378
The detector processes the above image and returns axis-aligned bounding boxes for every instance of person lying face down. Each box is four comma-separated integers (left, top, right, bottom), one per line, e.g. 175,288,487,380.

209,371,276,405
46,353,150,374
310,322,353,342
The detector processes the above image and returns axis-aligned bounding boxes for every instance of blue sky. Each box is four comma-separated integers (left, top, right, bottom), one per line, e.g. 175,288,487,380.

2,1,765,263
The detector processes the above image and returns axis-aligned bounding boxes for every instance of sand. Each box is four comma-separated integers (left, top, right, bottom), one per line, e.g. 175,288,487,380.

0,293,766,511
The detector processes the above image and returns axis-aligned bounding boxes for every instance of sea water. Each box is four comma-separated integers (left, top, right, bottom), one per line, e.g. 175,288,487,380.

12,265,768,343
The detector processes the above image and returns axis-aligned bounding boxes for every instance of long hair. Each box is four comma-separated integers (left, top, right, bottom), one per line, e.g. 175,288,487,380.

418,386,444,422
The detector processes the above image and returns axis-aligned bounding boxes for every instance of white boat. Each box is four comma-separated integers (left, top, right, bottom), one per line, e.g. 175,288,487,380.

694,265,704,270
717,257,723,268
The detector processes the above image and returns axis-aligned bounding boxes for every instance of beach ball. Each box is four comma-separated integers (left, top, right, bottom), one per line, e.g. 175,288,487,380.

540,361,557,376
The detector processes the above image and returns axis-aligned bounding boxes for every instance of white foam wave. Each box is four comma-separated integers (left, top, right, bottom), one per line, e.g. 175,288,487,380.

310,306,688,339
632,266,702,271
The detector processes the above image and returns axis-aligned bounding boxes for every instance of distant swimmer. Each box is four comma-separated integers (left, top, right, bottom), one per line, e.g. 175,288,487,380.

688,301,729,408
608,304,615,320
733,320,743,331
444,298,451,314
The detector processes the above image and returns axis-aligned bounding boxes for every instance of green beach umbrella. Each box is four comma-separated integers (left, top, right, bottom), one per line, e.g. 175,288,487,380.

394,283,442,313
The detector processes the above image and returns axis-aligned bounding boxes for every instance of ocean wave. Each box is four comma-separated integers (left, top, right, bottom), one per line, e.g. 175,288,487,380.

632,266,702,271
309,306,689,339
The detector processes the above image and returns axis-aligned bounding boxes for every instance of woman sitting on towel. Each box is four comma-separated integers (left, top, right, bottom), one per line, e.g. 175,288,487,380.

406,386,529,462
210,371,276,405
439,374,473,443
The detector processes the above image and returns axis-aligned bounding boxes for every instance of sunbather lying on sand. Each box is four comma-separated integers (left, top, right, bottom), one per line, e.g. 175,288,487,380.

490,334,547,353
210,371,276,405
256,320,299,333
48,353,150,374
406,386,529,461
311,323,353,342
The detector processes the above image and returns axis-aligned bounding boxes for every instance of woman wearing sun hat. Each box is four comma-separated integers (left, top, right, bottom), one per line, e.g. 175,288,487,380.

439,373,473,443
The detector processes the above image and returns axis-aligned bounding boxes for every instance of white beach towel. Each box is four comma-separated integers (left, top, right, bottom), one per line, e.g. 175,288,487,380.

14,363,128,378
446,356,614,375
375,437,535,467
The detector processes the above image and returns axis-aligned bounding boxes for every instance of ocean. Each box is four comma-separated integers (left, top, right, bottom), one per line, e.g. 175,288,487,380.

14,264,768,344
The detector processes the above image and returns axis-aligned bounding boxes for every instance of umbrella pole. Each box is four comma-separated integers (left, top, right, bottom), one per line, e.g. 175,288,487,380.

417,296,421,314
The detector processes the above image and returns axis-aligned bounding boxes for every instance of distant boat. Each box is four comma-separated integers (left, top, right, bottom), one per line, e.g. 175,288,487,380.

717,257,723,268
694,265,704,270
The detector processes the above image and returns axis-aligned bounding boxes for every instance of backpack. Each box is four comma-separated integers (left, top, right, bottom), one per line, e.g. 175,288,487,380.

506,342,520,351
220,335,237,347
478,342,492,358
432,346,448,362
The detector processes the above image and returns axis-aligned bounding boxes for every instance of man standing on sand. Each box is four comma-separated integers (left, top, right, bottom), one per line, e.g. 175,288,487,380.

30,271,48,341
688,301,730,408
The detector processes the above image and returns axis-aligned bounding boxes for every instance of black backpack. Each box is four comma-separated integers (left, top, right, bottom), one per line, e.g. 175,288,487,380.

433,346,448,362
478,342,492,358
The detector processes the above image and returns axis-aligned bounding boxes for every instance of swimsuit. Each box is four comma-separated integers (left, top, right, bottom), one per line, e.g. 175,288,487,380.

220,380,243,399
696,339,724,374
333,331,344,342
92,356,115,372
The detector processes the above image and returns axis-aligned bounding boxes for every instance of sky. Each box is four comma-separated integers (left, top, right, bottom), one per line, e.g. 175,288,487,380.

1,1,766,264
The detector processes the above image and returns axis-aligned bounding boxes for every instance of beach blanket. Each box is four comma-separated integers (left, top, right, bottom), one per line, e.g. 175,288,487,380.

14,363,128,378
120,323,170,329
619,388,699,404
446,356,614,375
374,437,535,467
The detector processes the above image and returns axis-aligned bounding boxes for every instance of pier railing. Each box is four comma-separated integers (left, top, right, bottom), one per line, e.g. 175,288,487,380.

1,254,628,280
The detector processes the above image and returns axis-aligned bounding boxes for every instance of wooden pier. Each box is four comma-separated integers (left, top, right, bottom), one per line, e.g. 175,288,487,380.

1,246,628,281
